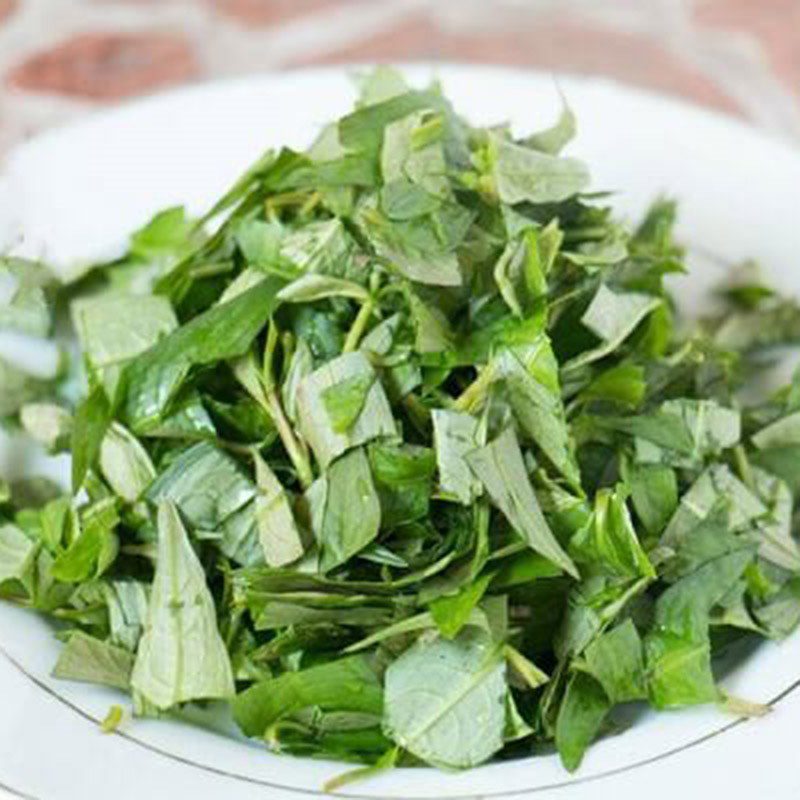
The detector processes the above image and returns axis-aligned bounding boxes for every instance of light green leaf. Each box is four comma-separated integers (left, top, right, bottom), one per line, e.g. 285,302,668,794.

104,580,149,652
277,274,369,304
254,452,305,567
556,671,610,772
308,448,381,572
146,442,260,565
577,619,646,703
432,409,484,505
19,403,73,452
131,502,234,709
466,427,579,578
661,464,765,549
72,292,177,377
0,257,56,337
565,284,661,371
383,628,506,769
751,467,800,572
99,423,156,503
569,488,655,579
491,133,590,205
233,655,382,738
297,351,396,468
752,410,800,450
53,632,134,690
522,105,577,155
0,523,36,585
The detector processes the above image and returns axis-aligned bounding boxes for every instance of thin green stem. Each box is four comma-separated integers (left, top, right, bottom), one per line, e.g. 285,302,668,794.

343,299,374,353
266,388,314,489
453,365,496,413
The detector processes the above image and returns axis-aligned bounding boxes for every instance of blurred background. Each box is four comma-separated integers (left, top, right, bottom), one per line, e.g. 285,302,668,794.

0,0,798,155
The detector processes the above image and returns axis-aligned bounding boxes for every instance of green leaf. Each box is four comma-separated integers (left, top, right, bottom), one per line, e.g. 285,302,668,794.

71,384,112,492
466,427,579,578
131,502,234,709
358,199,471,287
233,655,383,738
431,409,484,505
235,219,292,276
383,628,506,769
297,351,396,469
254,452,305,568
429,573,493,639
369,441,435,528
51,498,119,583
661,465,765,549
645,548,755,709
99,423,156,503
565,284,661,371
129,206,200,264
147,442,260,566
504,644,549,689
600,399,741,466
624,462,678,536
494,226,558,318
581,363,646,408
754,577,800,639
281,218,359,278
124,277,284,432
569,488,655,579
53,632,134,690
556,671,610,772
577,619,646,703
321,371,376,434
490,133,590,205
308,448,381,572
0,523,36,585
494,345,580,487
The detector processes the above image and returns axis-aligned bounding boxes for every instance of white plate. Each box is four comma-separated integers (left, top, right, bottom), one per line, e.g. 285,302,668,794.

2,64,800,800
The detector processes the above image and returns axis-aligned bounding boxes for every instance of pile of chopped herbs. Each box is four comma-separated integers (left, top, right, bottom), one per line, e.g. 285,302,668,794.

3,67,800,780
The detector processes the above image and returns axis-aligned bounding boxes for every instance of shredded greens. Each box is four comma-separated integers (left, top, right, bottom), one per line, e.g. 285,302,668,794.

3,67,800,777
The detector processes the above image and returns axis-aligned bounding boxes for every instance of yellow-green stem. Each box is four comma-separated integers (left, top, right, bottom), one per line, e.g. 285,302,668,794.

343,299,374,353
267,389,314,489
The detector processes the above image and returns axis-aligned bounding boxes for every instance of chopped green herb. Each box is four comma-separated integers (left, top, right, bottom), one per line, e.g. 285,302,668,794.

3,68,800,781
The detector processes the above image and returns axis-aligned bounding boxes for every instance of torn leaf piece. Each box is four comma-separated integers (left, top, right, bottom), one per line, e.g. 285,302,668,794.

297,351,396,468
466,427,579,578
306,448,381,572
383,628,506,769
254,452,305,567
131,502,234,710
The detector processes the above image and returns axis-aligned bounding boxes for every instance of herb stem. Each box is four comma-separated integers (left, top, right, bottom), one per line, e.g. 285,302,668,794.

733,444,755,491
453,365,496,413
343,299,375,353
266,388,314,489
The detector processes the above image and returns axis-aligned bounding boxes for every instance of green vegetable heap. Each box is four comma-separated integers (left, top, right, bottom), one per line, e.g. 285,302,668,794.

3,68,800,779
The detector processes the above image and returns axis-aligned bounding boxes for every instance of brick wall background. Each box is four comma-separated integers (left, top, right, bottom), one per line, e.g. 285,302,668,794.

0,0,798,156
